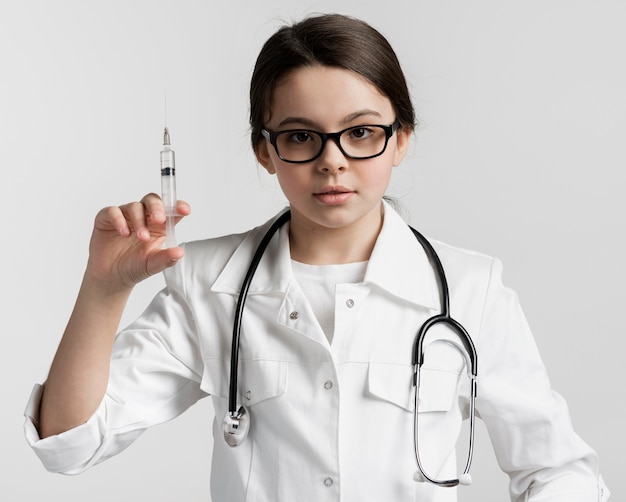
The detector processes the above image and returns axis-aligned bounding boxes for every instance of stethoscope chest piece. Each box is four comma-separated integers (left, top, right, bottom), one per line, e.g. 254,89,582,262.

223,406,250,447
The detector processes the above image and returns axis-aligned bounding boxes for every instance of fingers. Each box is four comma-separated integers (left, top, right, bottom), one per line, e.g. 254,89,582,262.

89,195,190,289
124,200,155,240
139,192,165,227
96,194,191,242
139,193,191,225
174,199,191,219
95,205,132,237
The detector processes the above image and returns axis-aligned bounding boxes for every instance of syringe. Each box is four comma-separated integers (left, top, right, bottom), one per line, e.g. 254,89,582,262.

160,127,177,248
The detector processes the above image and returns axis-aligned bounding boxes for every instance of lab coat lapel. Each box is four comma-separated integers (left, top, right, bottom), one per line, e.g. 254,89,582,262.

211,210,327,345
211,210,293,296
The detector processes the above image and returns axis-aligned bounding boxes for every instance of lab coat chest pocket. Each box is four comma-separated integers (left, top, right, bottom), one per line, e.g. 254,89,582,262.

368,363,415,412
368,365,459,413
368,340,464,413
201,359,288,407
418,338,467,412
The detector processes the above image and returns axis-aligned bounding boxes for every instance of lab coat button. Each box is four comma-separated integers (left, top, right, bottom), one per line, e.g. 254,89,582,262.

245,390,251,401
324,380,333,390
289,311,299,320
324,477,334,487
346,299,355,308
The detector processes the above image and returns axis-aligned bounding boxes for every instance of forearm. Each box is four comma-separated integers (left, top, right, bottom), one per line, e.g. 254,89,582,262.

39,272,133,438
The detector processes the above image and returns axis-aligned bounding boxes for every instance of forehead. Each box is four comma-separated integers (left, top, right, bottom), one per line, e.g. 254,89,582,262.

268,65,394,127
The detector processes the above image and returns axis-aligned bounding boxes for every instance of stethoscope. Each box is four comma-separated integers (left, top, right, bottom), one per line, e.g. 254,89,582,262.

222,209,478,488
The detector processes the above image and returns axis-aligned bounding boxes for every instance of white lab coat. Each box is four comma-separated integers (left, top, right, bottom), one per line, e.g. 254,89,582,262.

25,202,608,501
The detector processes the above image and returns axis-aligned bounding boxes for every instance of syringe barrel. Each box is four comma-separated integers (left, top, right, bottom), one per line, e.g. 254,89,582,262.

161,167,177,216
160,148,175,170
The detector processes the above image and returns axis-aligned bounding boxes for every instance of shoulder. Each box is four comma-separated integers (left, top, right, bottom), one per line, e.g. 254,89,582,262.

181,231,249,267
405,226,505,306
424,237,513,329
384,200,498,277
167,210,290,290
428,237,498,274
182,210,288,261
425,237,506,301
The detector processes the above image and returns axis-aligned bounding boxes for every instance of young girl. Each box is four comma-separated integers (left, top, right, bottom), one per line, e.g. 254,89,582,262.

25,13,607,502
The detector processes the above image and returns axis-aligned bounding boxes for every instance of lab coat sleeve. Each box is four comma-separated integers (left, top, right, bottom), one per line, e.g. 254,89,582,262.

475,259,609,501
24,260,207,475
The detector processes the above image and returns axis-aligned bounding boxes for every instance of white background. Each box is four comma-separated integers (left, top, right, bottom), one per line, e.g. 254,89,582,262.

3,1,623,500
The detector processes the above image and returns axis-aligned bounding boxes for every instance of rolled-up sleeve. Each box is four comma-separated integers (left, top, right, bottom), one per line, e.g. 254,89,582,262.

24,384,131,475
476,259,609,501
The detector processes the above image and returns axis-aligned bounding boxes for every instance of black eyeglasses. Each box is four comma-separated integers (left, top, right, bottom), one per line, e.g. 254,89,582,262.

261,120,401,164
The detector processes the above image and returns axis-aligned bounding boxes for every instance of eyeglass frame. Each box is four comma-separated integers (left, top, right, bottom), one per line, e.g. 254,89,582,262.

261,120,401,164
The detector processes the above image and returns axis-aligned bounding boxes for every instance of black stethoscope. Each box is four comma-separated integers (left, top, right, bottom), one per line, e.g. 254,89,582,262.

222,210,478,488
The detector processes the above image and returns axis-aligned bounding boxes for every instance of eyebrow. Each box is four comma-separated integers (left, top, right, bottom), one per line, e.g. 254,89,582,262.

276,109,383,129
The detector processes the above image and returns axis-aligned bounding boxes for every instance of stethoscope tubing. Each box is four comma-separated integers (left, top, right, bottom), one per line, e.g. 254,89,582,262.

409,226,478,486
228,210,291,415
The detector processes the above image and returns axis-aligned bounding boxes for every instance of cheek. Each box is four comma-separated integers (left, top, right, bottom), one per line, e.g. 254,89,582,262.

274,168,308,197
361,160,394,192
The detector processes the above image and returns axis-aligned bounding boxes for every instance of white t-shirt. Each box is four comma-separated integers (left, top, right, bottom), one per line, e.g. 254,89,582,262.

291,260,368,343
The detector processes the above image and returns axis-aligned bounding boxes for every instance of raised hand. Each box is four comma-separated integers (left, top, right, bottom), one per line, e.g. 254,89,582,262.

86,193,190,290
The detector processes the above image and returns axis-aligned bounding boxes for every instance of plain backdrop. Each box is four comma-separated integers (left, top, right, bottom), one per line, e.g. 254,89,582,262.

3,1,623,500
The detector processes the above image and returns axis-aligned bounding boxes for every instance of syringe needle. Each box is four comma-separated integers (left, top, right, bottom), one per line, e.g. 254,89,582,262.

164,91,168,128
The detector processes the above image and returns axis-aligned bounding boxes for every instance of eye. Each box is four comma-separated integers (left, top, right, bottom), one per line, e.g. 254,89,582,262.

287,131,314,144
347,127,374,140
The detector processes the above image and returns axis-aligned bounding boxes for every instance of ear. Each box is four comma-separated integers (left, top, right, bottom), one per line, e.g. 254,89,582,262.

255,140,276,175
392,127,411,167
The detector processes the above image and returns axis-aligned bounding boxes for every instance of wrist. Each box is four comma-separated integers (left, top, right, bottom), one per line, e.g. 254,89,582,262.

81,267,134,303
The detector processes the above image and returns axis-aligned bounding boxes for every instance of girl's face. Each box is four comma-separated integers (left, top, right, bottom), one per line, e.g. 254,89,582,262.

256,65,410,235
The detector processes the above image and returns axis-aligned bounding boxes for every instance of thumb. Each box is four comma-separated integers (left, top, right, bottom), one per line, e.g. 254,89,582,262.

147,246,185,276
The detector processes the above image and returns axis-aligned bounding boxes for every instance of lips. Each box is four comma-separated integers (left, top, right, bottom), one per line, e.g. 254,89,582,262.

315,185,354,195
313,186,355,205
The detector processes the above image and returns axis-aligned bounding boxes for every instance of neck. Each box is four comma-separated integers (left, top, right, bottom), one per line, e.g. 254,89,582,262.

288,204,383,265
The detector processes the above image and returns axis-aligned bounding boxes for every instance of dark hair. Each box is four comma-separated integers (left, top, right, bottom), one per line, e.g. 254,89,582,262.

250,13,416,152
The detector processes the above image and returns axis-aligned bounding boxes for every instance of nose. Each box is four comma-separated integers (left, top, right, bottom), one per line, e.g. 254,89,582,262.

318,137,348,174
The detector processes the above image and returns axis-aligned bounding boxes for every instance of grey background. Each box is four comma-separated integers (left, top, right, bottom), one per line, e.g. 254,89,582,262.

3,0,623,500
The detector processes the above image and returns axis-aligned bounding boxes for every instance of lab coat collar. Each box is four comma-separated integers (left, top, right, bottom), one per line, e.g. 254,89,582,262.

365,201,439,310
211,209,293,296
211,202,439,311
